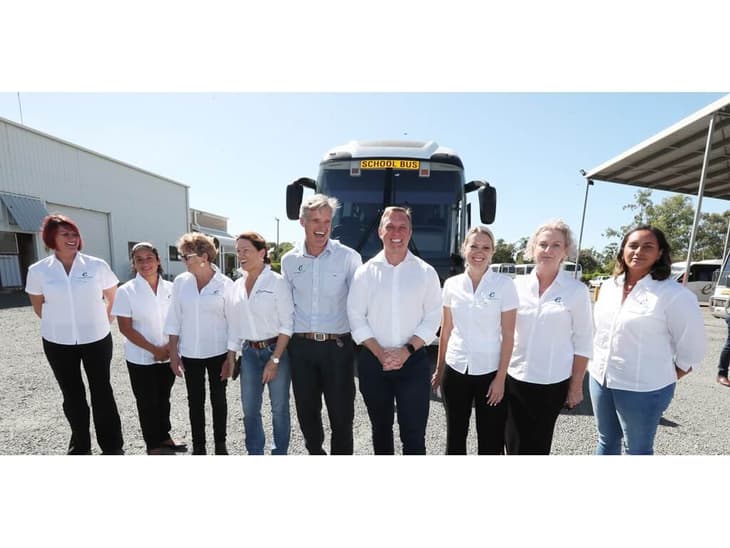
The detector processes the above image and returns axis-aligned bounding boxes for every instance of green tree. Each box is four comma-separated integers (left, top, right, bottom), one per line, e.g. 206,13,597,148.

492,239,516,263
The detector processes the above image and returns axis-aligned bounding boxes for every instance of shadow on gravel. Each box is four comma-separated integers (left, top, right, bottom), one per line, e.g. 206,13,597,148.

0,291,30,310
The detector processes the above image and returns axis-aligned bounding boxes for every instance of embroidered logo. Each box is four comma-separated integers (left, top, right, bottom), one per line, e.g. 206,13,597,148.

297,264,304,272
489,291,496,298
554,296,563,303
81,272,89,277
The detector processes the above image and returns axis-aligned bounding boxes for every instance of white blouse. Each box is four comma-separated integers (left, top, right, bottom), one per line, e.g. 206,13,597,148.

442,271,519,375
589,274,706,392
25,252,119,345
112,274,173,365
226,266,294,351
508,270,594,385
163,268,232,359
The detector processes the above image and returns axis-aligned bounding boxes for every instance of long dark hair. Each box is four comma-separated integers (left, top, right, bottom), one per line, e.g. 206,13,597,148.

614,225,672,281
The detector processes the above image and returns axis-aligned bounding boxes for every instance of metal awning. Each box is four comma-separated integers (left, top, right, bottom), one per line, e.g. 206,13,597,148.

0,192,49,232
586,94,730,198
191,225,236,250
579,93,730,280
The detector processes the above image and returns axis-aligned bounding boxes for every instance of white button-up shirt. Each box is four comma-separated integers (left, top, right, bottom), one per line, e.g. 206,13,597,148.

281,239,362,334
25,252,119,345
508,270,593,385
163,268,232,359
111,273,173,365
347,250,442,348
443,271,519,375
225,265,294,351
589,274,706,392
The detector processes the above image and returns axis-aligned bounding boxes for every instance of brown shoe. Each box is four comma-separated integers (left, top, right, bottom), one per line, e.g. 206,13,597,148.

717,375,730,387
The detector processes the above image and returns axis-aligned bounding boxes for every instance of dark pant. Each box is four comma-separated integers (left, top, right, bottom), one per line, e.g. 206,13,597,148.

127,361,175,451
42,334,123,455
505,375,569,455
287,336,355,455
718,317,730,377
358,347,430,455
442,366,506,455
182,354,228,452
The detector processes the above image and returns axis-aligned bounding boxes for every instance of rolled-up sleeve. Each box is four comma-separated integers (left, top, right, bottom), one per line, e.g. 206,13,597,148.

276,276,294,337
413,267,442,345
25,266,43,295
347,265,375,345
163,278,183,336
667,290,707,371
571,284,594,359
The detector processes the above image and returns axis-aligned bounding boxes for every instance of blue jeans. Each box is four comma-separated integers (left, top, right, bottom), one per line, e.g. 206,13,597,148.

240,342,291,455
589,376,675,455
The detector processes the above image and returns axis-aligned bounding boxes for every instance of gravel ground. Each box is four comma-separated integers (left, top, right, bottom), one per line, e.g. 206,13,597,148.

1,291,729,456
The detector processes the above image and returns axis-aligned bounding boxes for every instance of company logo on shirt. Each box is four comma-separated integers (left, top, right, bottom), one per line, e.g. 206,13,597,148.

297,264,305,272
554,296,563,303
488,291,496,298
81,272,89,277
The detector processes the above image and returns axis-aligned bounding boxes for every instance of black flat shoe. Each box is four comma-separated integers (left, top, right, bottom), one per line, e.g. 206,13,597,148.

162,438,188,452
147,446,176,455
214,443,228,455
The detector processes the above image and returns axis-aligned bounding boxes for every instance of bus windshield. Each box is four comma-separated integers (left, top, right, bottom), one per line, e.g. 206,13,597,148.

319,165,462,262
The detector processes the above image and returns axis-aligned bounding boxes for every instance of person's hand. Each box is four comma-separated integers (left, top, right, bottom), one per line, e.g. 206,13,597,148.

152,345,169,363
431,368,443,391
262,359,279,384
170,354,184,377
382,348,408,371
676,365,692,380
221,355,235,380
565,384,583,409
486,375,505,406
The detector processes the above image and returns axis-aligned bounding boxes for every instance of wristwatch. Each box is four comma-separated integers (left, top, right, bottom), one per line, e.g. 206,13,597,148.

404,343,416,355
271,356,280,365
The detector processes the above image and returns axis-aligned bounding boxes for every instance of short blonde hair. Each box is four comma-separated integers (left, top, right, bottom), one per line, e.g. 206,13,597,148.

524,219,576,261
300,194,340,220
461,225,495,257
379,206,412,230
177,232,218,263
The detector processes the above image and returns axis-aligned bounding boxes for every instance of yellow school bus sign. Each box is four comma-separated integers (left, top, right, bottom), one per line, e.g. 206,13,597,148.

359,159,420,170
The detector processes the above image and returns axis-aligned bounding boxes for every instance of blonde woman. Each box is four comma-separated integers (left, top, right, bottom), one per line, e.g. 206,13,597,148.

164,233,233,455
505,219,593,455
432,226,518,454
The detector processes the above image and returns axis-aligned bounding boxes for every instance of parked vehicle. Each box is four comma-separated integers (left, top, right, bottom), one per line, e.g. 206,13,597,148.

514,263,534,276
562,261,583,279
672,260,721,306
490,263,516,277
589,275,610,288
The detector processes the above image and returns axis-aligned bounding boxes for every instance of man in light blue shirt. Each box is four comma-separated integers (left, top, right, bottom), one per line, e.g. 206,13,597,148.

281,194,362,454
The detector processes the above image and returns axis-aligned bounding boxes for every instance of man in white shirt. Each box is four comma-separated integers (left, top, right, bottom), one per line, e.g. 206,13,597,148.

347,207,442,454
281,194,362,455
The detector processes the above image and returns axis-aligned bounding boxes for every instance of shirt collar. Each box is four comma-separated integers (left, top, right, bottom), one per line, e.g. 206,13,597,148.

371,249,416,266
298,239,334,259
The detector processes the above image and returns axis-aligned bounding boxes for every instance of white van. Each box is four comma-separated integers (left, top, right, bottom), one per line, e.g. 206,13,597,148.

562,261,583,279
672,260,721,306
514,263,535,276
490,263,516,278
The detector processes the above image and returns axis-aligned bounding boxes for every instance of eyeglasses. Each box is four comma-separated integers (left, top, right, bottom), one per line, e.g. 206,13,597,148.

182,252,198,261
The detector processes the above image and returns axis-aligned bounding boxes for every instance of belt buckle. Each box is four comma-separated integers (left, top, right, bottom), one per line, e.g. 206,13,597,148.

313,332,326,342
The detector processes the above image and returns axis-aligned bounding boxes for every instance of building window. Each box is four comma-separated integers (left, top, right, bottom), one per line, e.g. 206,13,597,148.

0,231,19,254
169,246,181,261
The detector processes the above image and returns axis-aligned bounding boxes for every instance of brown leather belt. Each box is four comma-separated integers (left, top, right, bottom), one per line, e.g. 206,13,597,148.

246,337,278,349
294,332,350,342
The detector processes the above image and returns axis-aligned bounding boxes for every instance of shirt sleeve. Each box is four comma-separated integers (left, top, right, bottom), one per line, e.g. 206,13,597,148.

347,265,375,345
225,282,242,352
110,286,131,318
501,278,519,311
570,283,594,359
25,265,43,295
163,277,183,336
275,275,294,337
667,289,707,371
345,248,363,289
413,266,443,345
99,259,119,289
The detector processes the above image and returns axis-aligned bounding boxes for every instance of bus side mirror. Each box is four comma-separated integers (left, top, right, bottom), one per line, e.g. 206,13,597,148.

286,177,316,220
465,180,496,224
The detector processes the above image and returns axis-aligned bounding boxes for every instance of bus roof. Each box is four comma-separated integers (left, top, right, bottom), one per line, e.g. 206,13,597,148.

320,140,464,168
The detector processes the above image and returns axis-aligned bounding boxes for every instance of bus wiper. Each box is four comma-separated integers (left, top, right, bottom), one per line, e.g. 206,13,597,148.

355,209,383,254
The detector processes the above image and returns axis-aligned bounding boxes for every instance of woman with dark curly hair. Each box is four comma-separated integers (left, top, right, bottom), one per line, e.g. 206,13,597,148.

589,225,706,455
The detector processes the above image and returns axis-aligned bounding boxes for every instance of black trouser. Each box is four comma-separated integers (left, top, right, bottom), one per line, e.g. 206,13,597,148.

442,366,506,455
127,361,175,451
181,354,228,452
42,333,123,455
287,335,355,455
504,375,570,455
358,347,430,455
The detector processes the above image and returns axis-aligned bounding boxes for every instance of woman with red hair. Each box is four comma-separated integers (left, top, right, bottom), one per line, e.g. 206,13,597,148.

25,214,124,455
